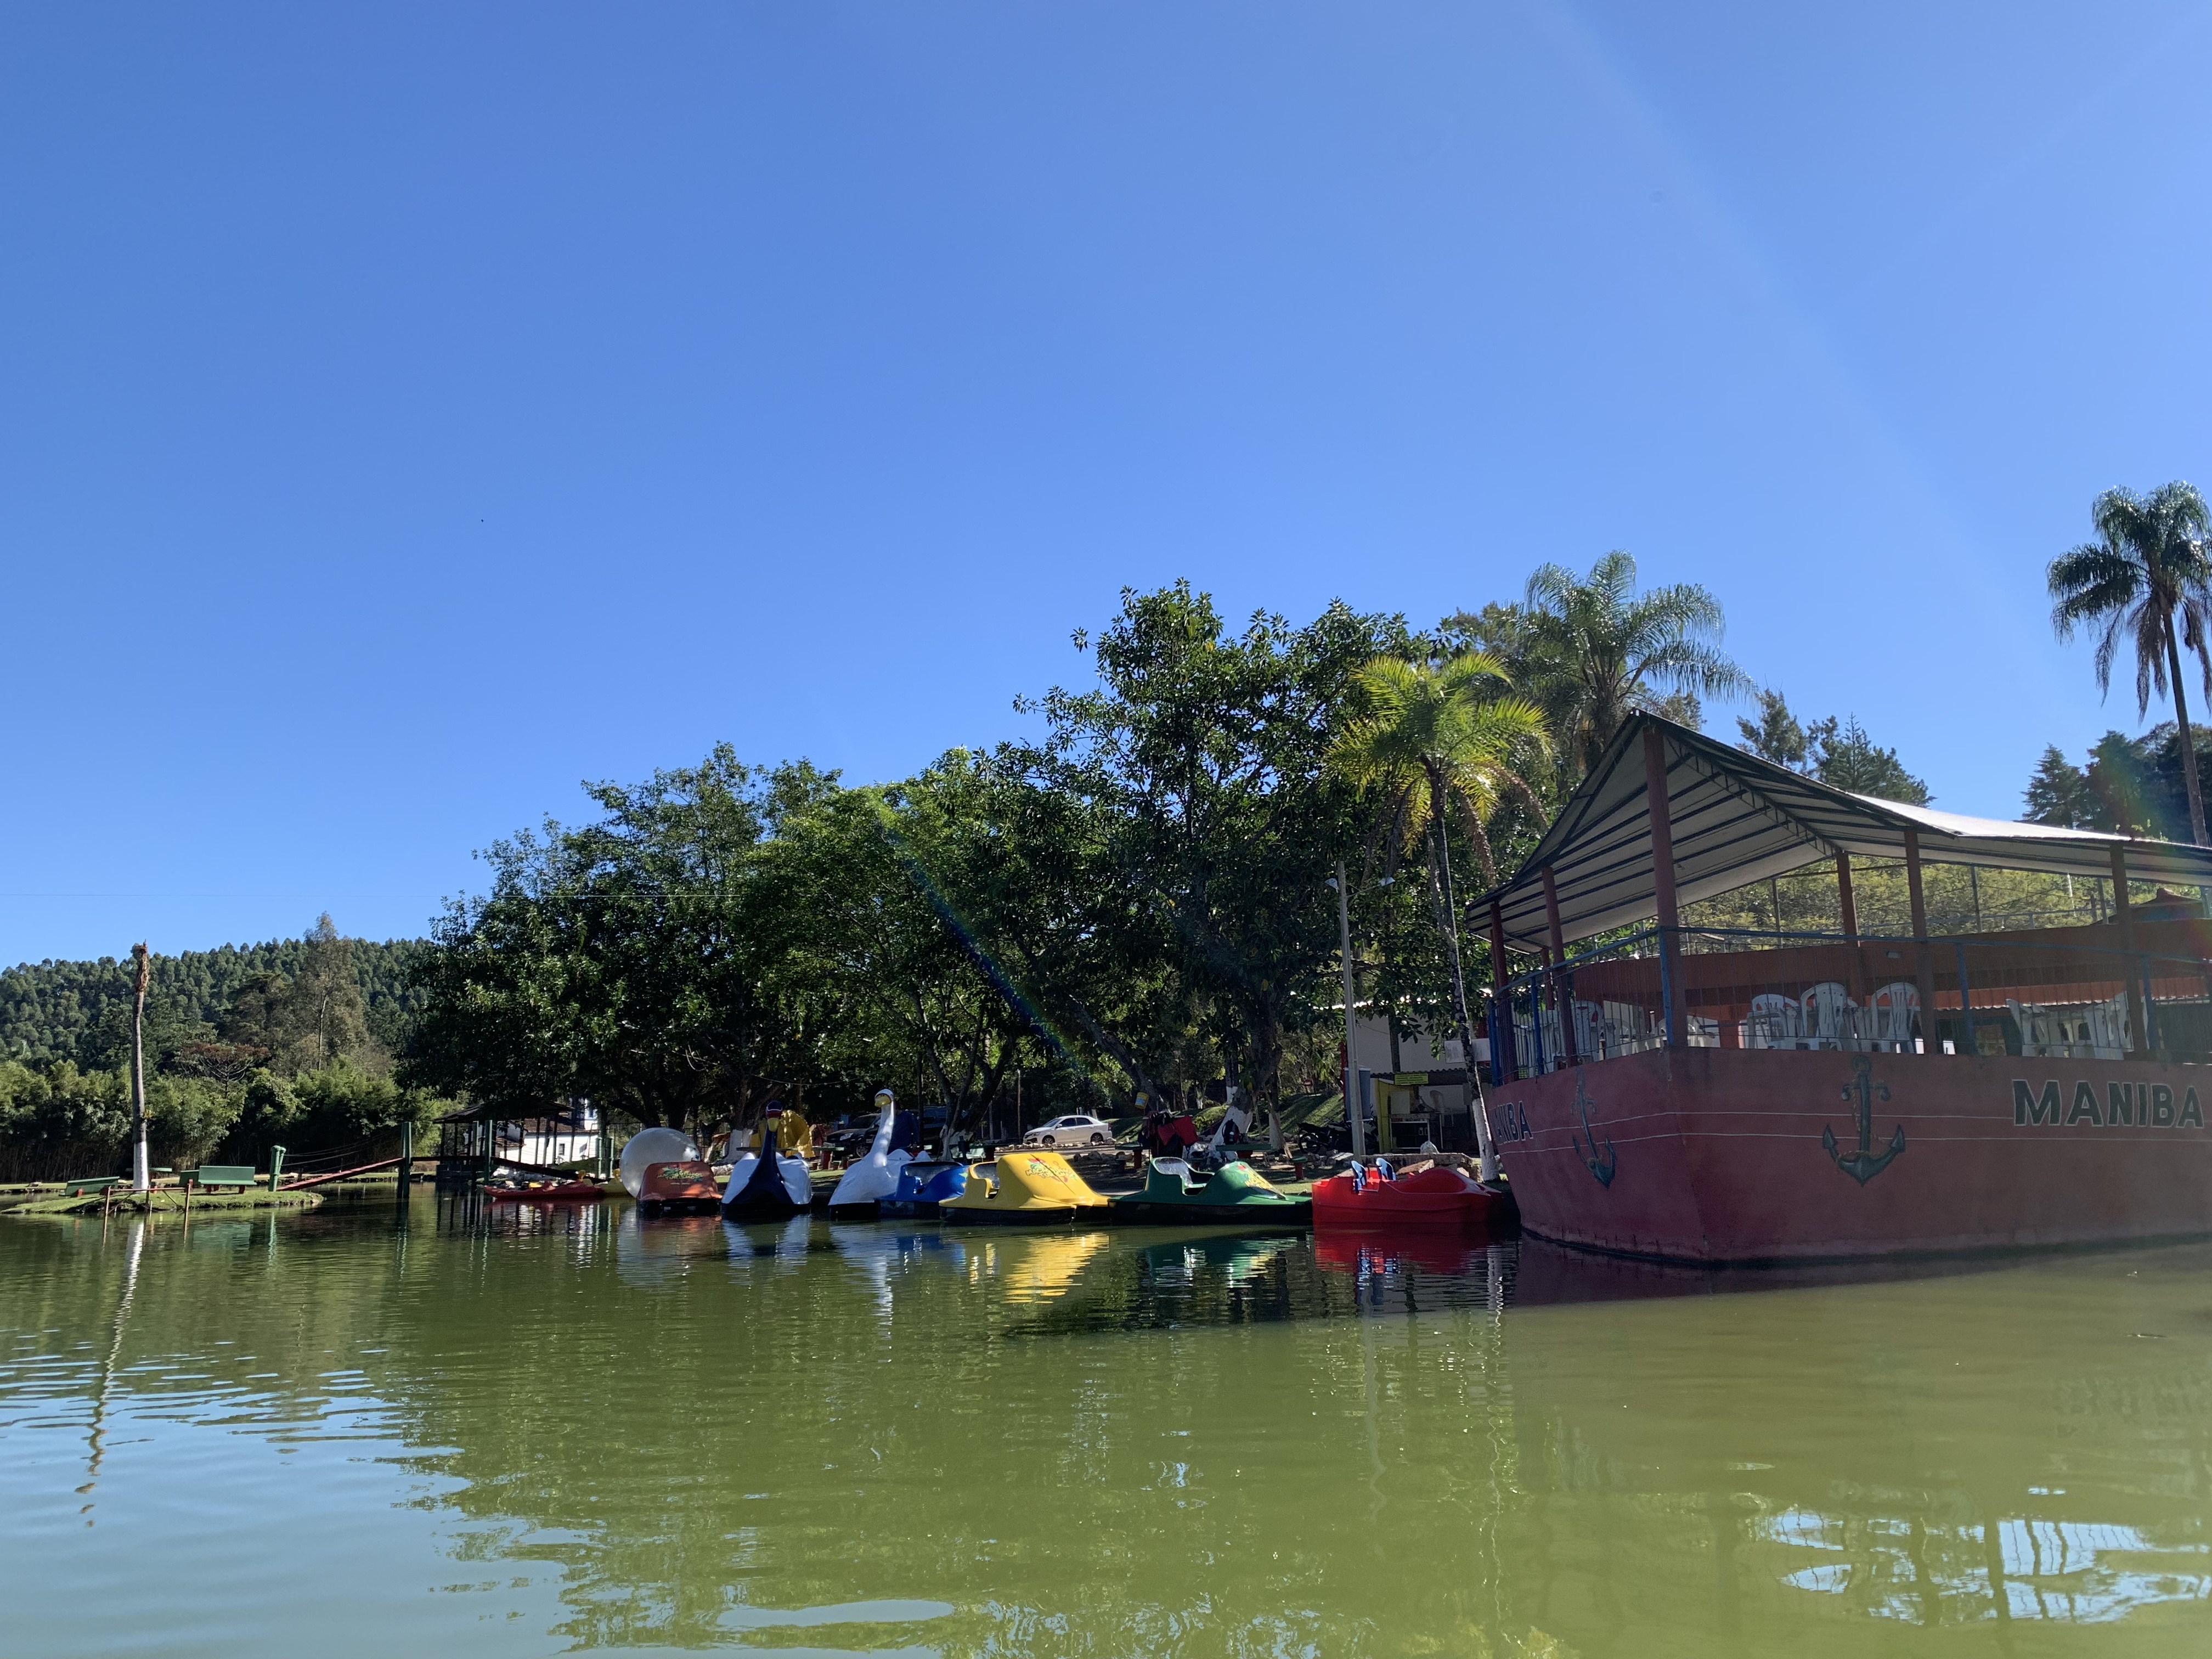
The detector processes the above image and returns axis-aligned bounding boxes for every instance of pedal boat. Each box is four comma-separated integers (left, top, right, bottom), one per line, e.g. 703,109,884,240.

1109,1156,1311,1224
637,1160,723,1216
878,1159,966,1220
826,1094,913,1218
721,1129,812,1220
939,1149,1111,1226
1311,1156,1516,1230
485,1177,606,1203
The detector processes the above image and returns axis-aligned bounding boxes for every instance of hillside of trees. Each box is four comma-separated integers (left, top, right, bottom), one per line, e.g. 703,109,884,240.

1,926,431,1066
0,918,450,1182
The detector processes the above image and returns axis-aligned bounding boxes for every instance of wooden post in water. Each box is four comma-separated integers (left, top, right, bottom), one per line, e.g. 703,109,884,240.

1644,726,1685,1048
129,944,151,1194
1903,831,1940,1054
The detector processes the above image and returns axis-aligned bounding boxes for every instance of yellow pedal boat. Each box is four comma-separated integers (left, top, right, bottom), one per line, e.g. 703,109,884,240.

939,1149,1111,1225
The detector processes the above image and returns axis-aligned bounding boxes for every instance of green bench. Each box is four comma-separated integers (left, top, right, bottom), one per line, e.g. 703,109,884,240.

63,1175,121,1197
188,1165,260,1191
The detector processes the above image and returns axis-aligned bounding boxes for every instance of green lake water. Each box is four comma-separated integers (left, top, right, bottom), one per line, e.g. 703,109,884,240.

3,1195,2208,1658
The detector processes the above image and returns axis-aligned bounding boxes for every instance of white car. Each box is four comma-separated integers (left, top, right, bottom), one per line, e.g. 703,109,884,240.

1021,1114,1117,1148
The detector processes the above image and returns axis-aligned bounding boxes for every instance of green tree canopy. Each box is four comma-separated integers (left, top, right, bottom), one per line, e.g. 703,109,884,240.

1018,580,1404,1117
1520,550,1750,781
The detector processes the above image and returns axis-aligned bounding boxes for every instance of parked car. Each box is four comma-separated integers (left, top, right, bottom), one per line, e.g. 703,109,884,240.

820,1125,877,1164
1021,1114,1117,1148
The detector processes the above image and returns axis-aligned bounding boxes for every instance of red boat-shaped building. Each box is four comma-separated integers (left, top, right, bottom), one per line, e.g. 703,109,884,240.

1476,714,2212,1263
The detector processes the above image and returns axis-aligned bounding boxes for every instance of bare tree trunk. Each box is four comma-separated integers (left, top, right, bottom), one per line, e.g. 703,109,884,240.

1060,995,1157,1103
1238,1000,1290,1152
1426,800,1499,1182
2165,623,2209,845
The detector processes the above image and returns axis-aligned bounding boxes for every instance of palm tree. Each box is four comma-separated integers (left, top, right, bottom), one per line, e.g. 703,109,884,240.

1330,651,1548,1182
2049,482,2212,846
1520,551,1752,779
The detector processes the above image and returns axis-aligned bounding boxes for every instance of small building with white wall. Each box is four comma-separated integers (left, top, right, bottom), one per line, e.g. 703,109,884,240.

1345,1009,1489,1150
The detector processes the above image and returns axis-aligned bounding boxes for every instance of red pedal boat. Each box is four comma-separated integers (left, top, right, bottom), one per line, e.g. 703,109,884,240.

1311,1157,1516,1230
485,1178,606,1202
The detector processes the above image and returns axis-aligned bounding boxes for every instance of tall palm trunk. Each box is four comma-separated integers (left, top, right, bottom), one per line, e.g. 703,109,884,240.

1425,777,1499,1182
2163,621,2209,845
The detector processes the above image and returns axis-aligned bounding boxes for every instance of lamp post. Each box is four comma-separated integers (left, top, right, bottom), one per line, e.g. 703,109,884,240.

129,944,151,1194
1331,864,1366,1159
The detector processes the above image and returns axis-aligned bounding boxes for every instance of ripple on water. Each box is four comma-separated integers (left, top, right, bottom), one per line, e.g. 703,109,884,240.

3,1202,2210,1657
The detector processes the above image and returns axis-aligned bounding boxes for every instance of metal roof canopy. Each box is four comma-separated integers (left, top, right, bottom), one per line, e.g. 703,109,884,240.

1476,712,2212,951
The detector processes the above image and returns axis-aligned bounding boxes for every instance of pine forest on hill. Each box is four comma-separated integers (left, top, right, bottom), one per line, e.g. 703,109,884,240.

0,918,448,1183
1,930,430,1067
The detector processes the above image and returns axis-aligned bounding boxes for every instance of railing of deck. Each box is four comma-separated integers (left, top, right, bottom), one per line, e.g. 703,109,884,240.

1492,927,2212,1081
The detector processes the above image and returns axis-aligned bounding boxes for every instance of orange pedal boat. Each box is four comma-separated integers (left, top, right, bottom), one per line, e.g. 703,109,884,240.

637,1160,722,1215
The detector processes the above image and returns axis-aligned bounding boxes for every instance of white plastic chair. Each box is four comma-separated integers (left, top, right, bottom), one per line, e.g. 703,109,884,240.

2007,998,2067,1057
1865,982,1920,1052
1572,1000,1620,1060
1602,1000,1656,1054
1537,1007,1565,1071
1515,1014,1561,1073
1745,992,1800,1049
2086,992,2131,1058
1801,982,1856,1049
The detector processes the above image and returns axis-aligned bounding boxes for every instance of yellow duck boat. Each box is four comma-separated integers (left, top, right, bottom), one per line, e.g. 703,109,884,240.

939,1149,1111,1225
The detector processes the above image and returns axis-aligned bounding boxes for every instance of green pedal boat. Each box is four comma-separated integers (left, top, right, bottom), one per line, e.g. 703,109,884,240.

1109,1156,1312,1224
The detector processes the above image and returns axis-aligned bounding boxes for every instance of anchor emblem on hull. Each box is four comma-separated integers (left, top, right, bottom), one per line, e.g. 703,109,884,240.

1822,1053,1905,1184
1570,1070,1616,1188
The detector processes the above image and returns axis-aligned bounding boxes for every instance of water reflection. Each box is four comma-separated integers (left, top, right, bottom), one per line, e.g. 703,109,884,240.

4,1200,2209,1657
1770,1506,2211,1625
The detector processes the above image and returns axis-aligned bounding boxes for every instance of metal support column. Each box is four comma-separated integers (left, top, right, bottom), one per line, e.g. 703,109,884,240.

1644,725,1685,1048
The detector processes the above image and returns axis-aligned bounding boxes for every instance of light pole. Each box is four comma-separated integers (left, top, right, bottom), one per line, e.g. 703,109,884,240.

1331,864,1366,1159
129,944,151,1194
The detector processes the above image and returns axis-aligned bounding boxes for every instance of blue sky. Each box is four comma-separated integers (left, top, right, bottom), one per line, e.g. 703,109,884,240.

8,2,2212,964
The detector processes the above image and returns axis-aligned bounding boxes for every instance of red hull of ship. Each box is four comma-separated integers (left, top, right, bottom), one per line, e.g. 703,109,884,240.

1489,1048,2212,1262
